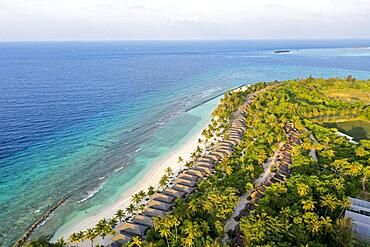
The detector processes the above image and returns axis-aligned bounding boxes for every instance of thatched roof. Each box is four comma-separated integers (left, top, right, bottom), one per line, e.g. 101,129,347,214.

177,173,198,181
185,169,206,177
118,222,148,236
195,161,214,169
111,234,132,246
131,215,153,227
211,150,226,159
174,178,196,187
142,208,167,218
194,166,212,175
194,161,214,168
198,156,216,164
163,188,185,198
152,193,175,203
147,200,172,211
172,184,195,194
207,153,222,161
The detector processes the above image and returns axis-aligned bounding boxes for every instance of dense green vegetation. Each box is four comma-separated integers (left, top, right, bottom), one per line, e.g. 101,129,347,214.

27,77,370,246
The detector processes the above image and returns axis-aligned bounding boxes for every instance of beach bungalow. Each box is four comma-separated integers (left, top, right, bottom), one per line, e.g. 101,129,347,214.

173,178,196,187
198,156,216,164
110,234,132,247
211,151,226,160
147,200,172,211
215,148,232,156
172,184,195,194
131,215,153,227
223,139,238,146
119,222,148,237
207,152,223,161
142,208,167,218
151,193,175,204
217,144,234,151
194,161,214,168
186,169,206,178
177,173,198,182
163,188,185,198
195,162,214,169
194,166,213,175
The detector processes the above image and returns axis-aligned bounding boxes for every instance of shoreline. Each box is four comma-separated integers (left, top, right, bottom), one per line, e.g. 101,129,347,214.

52,115,210,241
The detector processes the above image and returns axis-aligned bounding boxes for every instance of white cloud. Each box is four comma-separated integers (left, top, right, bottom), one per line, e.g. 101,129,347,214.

0,0,369,40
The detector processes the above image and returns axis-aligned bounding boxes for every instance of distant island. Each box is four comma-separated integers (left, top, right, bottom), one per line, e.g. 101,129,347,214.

274,50,291,54
25,77,370,247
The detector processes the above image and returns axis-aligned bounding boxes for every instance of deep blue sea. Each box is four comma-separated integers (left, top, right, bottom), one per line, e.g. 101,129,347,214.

1,40,370,246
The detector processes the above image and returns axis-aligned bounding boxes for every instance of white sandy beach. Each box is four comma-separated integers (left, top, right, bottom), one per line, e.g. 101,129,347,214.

53,126,206,242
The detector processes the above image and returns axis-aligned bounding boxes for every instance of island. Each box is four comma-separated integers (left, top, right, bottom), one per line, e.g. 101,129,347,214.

25,77,370,247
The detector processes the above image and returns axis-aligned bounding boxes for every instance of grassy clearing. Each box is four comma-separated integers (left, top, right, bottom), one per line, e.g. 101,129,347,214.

323,88,370,103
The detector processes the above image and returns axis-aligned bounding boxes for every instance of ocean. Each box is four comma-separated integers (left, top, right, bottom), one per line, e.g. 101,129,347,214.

1,40,370,246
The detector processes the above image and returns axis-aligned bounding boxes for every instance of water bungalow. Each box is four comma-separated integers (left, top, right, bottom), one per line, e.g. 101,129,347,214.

142,208,167,218
147,200,172,211
131,215,154,227
151,193,176,204
162,188,185,198
118,222,148,237
172,184,195,194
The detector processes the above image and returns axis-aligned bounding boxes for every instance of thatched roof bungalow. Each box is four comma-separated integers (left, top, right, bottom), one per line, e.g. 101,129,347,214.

110,234,132,246
119,223,148,236
142,208,167,218
198,156,216,164
172,184,195,194
174,178,196,187
147,200,172,211
151,193,175,203
177,173,198,181
163,188,185,198
131,215,153,227
185,169,206,178
194,166,213,175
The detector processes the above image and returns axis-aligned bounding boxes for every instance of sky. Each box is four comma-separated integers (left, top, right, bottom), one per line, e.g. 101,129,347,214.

1,0,370,41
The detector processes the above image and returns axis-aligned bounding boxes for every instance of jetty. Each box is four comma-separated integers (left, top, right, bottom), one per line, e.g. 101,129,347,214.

12,195,69,247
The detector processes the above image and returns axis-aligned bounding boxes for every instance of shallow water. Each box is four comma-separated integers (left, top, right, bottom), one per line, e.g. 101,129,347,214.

1,40,370,245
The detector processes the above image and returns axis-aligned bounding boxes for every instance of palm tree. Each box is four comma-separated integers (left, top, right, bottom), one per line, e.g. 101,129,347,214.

321,194,338,216
147,185,155,196
138,190,146,199
130,236,142,247
115,209,126,222
138,204,146,213
56,237,67,247
68,232,83,246
165,167,173,177
126,203,136,215
109,217,118,228
159,175,169,190
178,156,184,170
132,193,142,206
85,228,98,247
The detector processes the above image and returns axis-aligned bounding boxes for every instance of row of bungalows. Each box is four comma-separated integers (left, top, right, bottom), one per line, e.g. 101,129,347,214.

111,172,199,246
234,123,301,246
111,92,253,246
